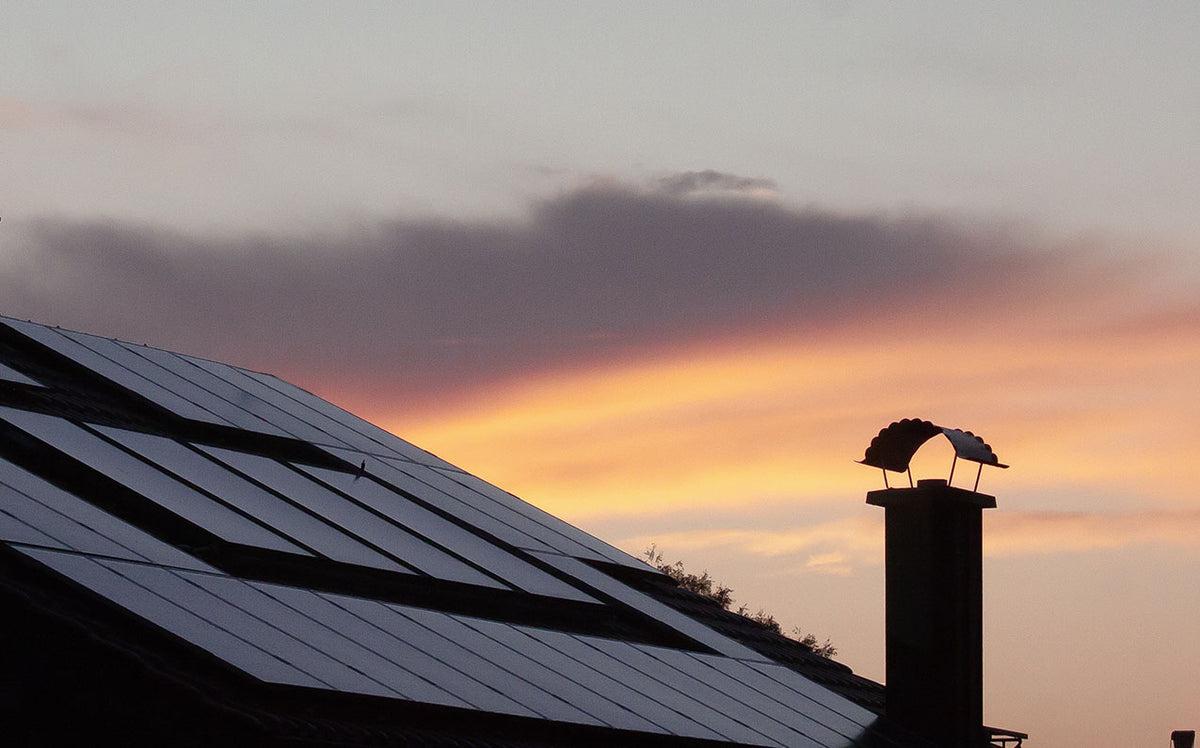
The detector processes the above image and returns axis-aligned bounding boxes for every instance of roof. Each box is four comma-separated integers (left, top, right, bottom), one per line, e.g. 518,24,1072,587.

0,315,923,747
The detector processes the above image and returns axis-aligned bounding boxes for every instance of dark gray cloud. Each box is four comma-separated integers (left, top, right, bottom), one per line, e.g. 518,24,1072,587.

1,183,1075,403
656,170,777,196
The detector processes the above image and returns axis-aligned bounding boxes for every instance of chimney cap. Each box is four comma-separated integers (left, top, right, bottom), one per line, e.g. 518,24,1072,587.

858,418,1009,473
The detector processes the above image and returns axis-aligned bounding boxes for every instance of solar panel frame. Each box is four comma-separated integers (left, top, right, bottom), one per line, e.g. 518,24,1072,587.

159,569,404,699
0,499,69,550
63,333,286,435
463,624,729,739
203,576,497,707
158,443,410,573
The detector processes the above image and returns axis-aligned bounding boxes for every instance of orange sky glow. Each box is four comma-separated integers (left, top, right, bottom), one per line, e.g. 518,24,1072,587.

320,292,1200,747
9,5,1200,745
369,302,1200,523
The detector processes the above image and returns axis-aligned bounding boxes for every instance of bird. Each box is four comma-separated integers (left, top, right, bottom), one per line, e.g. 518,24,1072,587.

353,459,366,481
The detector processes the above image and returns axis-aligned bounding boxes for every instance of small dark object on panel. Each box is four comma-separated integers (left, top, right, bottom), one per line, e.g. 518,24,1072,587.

1172,730,1196,748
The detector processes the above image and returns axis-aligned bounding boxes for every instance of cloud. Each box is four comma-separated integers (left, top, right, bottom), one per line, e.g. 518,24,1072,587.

986,510,1200,556
619,516,885,576
0,94,353,144
3,182,1094,402
616,508,1200,581
0,96,184,137
0,97,50,130
654,170,778,197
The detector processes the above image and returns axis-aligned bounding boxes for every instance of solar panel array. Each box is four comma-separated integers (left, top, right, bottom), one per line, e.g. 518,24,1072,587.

0,315,880,747
1,317,642,570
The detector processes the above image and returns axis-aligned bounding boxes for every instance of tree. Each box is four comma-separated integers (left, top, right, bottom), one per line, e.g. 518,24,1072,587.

644,545,837,659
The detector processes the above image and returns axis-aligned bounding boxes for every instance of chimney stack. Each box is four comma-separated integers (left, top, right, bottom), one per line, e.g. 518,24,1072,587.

858,419,1007,748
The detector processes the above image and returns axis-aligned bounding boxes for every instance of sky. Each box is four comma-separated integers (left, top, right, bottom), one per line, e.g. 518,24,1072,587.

3,3,1199,744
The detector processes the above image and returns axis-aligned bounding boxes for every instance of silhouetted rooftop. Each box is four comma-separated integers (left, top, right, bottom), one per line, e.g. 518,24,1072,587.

0,314,926,747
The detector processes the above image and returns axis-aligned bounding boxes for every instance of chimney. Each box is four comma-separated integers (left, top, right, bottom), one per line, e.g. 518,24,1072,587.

859,419,1007,748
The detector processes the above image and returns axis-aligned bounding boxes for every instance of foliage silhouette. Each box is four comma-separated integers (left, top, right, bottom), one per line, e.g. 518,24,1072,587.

644,545,836,658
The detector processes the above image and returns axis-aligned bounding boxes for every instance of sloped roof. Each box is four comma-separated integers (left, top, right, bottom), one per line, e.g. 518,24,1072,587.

0,315,917,747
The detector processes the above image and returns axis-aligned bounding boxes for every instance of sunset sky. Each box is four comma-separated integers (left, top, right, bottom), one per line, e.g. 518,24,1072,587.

4,3,1199,745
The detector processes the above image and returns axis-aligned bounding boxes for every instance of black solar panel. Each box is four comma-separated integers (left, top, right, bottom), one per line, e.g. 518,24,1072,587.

0,315,887,747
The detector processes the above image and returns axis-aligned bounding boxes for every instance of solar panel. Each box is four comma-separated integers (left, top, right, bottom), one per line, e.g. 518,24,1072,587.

489,623,777,745
0,407,308,554
198,446,507,589
0,317,889,748
328,449,558,554
357,597,614,721
19,535,876,748
267,586,556,718
299,463,600,601
384,456,622,561
2,319,232,426
0,362,41,386
237,366,457,468
179,354,438,460
110,340,294,438
742,660,879,727
342,600,620,728
193,573,468,702
18,548,367,692
690,655,872,740
630,645,855,747
430,467,646,569
432,613,679,736
528,551,771,663
0,456,215,571
171,353,352,446
479,622,731,739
